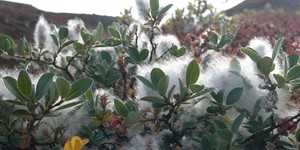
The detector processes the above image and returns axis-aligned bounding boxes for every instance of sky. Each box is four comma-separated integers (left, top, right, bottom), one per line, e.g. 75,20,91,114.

3,0,244,17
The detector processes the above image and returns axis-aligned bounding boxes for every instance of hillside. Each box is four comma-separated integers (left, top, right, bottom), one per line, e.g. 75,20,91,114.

226,0,300,16
0,0,117,43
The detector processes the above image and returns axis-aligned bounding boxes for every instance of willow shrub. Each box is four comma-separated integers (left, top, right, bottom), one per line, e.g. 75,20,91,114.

0,0,300,149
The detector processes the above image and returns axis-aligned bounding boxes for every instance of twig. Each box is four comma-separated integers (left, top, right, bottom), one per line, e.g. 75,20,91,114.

241,113,300,145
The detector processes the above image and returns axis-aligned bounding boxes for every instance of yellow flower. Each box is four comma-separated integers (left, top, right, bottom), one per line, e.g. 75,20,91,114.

63,136,89,150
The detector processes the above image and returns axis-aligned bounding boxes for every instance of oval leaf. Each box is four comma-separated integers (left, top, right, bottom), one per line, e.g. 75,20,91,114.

93,22,103,42
141,96,166,104
257,57,273,77
217,129,233,141
151,68,165,88
272,38,283,61
35,73,54,101
3,76,26,101
114,99,129,118
286,65,300,81
108,27,121,39
54,101,84,111
231,112,246,133
58,26,69,40
6,100,27,106
241,47,261,62
139,49,149,61
288,53,298,68
135,76,155,90
13,109,31,117
56,77,71,99
65,78,93,101
273,74,286,88
201,136,212,150
18,70,32,98
226,87,243,105
157,75,169,95
186,59,200,87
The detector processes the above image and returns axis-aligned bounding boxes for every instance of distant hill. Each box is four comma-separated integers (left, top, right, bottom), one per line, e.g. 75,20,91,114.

0,1,117,43
226,0,300,16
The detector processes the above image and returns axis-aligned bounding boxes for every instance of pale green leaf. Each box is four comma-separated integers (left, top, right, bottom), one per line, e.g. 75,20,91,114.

18,70,32,98
65,78,93,100
35,73,54,101
56,77,71,99
114,99,129,118
186,59,200,87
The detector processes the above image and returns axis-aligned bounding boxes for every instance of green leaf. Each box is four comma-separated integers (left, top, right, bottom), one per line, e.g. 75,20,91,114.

125,111,142,125
220,21,227,35
218,35,231,48
226,87,243,105
206,106,221,113
210,90,224,104
55,77,71,99
176,47,186,57
179,78,187,101
12,109,31,117
84,90,94,108
152,102,168,108
201,136,212,150
108,27,121,39
54,101,84,111
101,51,112,64
6,100,27,106
139,49,149,61
93,22,103,42
73,42,84,52
3,76,26,101
217,129,233,141
214,120,227,129
136,76,155,90
167,85,176,100
190,84,205,93
114,99,129,118
81,28,93,44
150,0,159,18
45,82,59,108
17,70,32,98
252,99,262,115
0,35,14,54
58,26,69,40
104,38,122,46
257,57,273,77
209,31,219,45
241,47,261,62
50,34,59,47
231,112,246,133
157,75,169,95
65,78,93,101
35,73,54,101
158,4,173,16
187,88,215,100
283,53,289,78
273,74,286,88
186,59,200,87
296,129,300,142
272,38,283,62
127,47,139,63
288,53,298,68
151,68,165,88
286,65,300,81
141,96,166,104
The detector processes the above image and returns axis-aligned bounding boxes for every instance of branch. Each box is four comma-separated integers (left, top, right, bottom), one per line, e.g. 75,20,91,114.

241,113,300,145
